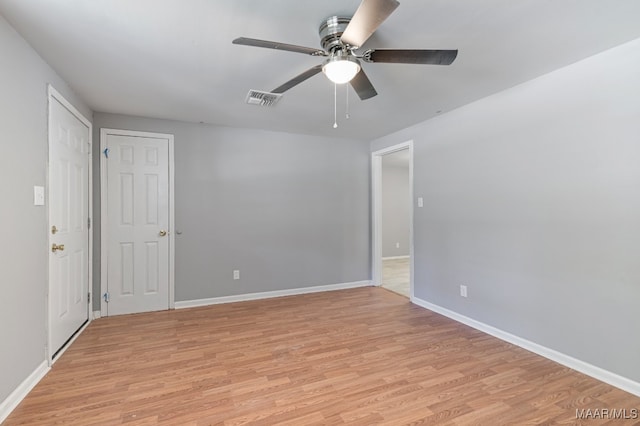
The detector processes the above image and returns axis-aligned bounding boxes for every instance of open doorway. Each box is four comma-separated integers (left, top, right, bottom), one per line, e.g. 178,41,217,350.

372,141,413,299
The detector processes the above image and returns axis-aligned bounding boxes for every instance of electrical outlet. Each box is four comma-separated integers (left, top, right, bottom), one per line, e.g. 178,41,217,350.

417,197,424,208
460,285,468,298
395,242,400,249
233,270,240,280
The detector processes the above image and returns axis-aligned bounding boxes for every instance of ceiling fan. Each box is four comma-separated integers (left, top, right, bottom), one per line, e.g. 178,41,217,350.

232,0,458,101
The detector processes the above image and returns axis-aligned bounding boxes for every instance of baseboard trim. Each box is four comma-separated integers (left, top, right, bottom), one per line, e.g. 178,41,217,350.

0,361,49,423
411,296,640,397
175,280,372,309
382,255,410,260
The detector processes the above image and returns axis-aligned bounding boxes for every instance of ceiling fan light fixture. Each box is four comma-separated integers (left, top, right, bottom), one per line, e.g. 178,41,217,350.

322,55,361,84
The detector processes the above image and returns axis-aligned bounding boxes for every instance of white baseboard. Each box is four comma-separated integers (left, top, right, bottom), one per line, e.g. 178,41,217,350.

411,296,640,397
175,280,372,309
1,313,94,422
382,255,410,260
0,361,49,423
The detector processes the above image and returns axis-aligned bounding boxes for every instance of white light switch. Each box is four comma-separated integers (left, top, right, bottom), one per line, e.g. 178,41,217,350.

233,270,240,280
417,197,424,208
34,186,45,206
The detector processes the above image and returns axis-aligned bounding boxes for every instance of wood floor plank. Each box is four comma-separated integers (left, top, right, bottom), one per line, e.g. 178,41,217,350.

4,287,639,425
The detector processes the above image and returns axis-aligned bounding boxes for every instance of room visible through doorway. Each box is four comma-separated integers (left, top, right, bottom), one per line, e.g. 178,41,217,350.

371,141,413,299
380,149,410,297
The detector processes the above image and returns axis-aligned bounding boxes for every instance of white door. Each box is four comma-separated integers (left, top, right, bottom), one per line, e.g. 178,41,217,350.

103,130,172,316
49,91,91,356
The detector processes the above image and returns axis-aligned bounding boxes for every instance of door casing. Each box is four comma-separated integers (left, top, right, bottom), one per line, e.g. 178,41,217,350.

99,128,175,316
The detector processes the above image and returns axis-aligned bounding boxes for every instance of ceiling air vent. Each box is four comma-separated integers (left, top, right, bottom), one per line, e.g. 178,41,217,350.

245,90,282,107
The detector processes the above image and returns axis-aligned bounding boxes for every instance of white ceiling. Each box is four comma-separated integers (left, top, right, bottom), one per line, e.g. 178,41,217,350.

2,0,640,140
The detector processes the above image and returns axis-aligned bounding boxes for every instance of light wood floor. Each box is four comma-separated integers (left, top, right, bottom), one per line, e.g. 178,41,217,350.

382,257,410,297
6,287,639,425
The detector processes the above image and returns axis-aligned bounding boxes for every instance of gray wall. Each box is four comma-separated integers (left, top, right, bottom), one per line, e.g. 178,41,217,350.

372,38,640,382
0,15,92,404
381,157,410,257
92,114,371,307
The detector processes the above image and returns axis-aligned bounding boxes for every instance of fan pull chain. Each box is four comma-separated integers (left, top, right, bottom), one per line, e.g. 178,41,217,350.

346,84,350,119
333,83,338,128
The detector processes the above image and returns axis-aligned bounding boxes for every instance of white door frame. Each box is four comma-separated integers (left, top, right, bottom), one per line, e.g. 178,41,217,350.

47,85,93,364
99,128,175,316
371,140,414,299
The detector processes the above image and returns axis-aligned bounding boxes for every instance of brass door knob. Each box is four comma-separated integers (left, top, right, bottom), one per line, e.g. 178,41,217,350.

51,243,65,253
159,230,167,237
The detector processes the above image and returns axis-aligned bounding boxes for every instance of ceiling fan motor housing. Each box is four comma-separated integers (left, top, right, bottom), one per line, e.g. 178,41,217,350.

319,16,351,52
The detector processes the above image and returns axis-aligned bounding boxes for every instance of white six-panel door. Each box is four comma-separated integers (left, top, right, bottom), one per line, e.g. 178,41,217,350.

48,90,91,356
102,130,172,316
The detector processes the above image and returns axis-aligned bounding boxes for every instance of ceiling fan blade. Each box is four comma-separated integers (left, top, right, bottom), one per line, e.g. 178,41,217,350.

233,37,326,56
340,0,400,48
272,65,323,94
364,49,458,65
350,68,378,100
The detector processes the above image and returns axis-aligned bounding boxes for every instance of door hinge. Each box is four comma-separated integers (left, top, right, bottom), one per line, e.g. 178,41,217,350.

87,217,91,229
88,292,91,303
103,292,110,303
